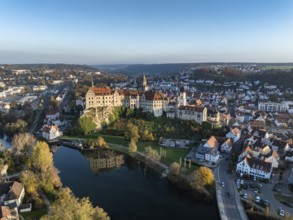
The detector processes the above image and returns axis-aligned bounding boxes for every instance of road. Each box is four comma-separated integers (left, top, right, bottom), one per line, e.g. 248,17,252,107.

214,159,248,220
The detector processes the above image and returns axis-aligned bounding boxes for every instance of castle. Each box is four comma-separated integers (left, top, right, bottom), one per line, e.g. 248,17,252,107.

85,75,207,125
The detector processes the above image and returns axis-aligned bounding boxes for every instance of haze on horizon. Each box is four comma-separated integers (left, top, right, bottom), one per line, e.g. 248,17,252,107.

0,0,293,65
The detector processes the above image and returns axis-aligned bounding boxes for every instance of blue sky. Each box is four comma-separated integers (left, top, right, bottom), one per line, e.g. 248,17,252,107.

0,0,292,64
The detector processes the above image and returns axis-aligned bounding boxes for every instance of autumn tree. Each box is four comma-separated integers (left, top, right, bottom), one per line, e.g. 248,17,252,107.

128,138,137,153
169,162,181,176
20,170,39,197
27,141,61,192
141,129,154,141
190,166,214,188
144,146,161,163
12,133,36,157
125,122,140,141
41,187,110,220
4,119,28,136
79,115,96,135
96,136,108,149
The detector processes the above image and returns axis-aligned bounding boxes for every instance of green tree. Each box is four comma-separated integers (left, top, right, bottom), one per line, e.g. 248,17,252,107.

96,136,108,149
41,187,110,220
79,115,96,135
128,138,137,153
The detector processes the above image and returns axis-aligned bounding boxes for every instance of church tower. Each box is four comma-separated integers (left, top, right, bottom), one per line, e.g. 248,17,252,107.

142,74,148,91
178,87,187,106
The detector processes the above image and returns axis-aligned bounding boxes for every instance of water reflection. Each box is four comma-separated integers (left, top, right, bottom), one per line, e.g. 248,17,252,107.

83,150,124,175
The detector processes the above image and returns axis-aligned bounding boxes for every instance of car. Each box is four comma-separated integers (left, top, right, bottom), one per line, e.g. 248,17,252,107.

221,182,225,187
253,176,257,181
240,179,244,185
243,193,248,199
279,209,285,216
227,192,230,197
254,188,258,194
255,196,260,203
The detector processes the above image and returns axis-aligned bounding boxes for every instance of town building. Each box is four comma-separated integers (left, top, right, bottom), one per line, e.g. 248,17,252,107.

42,124,63,140
236,156,273,180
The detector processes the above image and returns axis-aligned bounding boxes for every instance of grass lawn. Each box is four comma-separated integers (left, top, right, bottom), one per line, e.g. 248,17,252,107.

21,205,47,220
63,133,195,169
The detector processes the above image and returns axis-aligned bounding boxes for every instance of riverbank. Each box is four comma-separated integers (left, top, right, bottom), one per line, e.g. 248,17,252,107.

60,134,216,205
53,146,219,220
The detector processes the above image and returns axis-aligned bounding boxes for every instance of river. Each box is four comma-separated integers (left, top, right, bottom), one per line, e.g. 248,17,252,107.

53,146,219,220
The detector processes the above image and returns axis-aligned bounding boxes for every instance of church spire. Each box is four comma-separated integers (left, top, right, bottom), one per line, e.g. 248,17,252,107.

142,74,148,91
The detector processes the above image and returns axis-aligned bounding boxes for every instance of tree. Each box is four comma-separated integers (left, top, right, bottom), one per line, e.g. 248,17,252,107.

79,115,96,135
141,129,154,141
41,187,110,220
125,122,140,141
96,136,108,149
128,138,137,153
169,162,181,176
28,141,61,192
12,133,36,157
190,166,214,188
144,146,161,162
20,170,39,196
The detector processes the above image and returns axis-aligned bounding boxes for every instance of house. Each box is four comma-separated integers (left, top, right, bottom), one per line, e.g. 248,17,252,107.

248,120,266,132
221,138,234,153
45,110,60,120
236,156,273,180
0,181,25,209
0,206,17,220
271,139,289,154
264,151,279,169
195,144,220,163
226,128,241,142
42,124,63,140
195,136,225,163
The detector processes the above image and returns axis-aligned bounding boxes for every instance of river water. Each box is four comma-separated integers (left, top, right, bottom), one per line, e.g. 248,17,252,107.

53,146,219,220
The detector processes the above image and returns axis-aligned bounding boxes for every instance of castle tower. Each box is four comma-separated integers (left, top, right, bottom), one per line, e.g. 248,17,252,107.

142,74,148,91
178,87,187,106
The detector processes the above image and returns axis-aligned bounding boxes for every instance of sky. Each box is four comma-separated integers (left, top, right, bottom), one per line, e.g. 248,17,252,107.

0,0,293,64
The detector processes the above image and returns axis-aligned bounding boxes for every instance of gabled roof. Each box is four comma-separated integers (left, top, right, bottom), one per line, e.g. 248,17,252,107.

0,206,16,219
90,87,112,96
144,91,164,101
6,181,24,201
206,136,220,148
246,157,272,173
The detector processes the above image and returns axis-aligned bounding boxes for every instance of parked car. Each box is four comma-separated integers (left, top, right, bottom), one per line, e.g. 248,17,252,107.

243,193,248,199
221,182,225,187
240,179,244,185
227,192,230,197
255,196,260,203
254,188,258,194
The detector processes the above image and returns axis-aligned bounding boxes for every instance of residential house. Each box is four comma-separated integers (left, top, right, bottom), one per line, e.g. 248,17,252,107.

221,138,234,153
42,124,62,140
226,128,241,142
0,206,17,220
45,110,60,121
0,181,25,210
236,156,273,180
